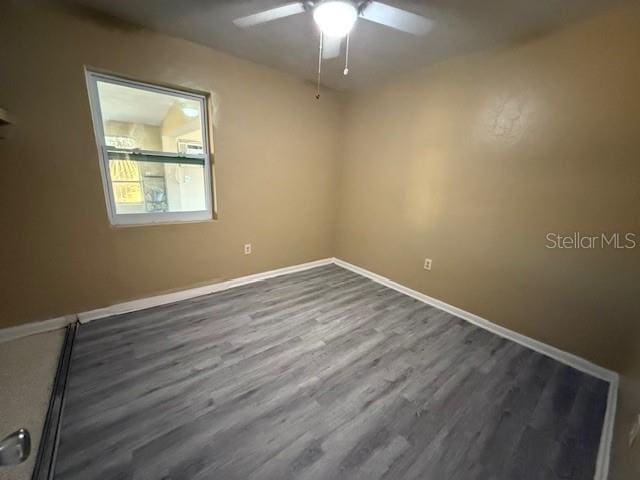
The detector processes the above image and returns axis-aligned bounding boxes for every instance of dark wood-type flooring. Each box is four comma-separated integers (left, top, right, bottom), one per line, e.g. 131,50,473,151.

54,265,609,480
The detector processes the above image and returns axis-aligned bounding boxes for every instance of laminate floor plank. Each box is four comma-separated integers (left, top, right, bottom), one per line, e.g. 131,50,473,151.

54,265,609,479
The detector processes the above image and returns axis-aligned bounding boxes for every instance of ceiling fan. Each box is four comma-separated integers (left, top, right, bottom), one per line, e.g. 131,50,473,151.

233,1,433,97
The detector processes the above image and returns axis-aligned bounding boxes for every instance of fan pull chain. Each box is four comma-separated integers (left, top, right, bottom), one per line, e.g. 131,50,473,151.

316,32,323,99
344,34,350,76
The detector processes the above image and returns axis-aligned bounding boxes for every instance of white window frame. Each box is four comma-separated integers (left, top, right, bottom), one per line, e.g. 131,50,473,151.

85,70,214,226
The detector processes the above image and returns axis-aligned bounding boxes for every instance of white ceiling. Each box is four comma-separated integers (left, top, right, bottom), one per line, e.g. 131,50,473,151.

73,0,627,91
98,82,174,125
98,82,199,126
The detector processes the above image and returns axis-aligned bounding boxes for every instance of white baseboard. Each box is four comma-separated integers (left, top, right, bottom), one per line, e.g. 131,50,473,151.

0,258,333,341
595,380,618,480
0,314,76,344
0,255,618,479
77,258,334,323
333,257,618,480
332,258,616,381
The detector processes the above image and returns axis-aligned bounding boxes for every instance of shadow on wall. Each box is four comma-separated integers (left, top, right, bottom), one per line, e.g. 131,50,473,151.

56,1,145,33
336,2,640,374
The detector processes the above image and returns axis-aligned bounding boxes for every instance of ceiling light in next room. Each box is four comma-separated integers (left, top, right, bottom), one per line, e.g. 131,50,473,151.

313,1,358,38
181,104,199,118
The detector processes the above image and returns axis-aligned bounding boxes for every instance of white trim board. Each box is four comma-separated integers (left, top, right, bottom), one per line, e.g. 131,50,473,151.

333,257,618,480
0,255,618,479
596,380,617,480
0,314,76,344
78,258,334,323
0,258,333,343
332,258,616,382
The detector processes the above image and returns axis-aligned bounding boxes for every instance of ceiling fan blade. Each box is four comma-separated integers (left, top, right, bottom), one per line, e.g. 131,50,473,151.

360,1,433,36
322,35,343,59
233,3,305,29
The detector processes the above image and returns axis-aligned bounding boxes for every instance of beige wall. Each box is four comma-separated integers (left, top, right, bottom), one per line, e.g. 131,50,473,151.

0,2,343,328
331,9,640,473
335,3,640,374
0,0,636,369
1,0,640,475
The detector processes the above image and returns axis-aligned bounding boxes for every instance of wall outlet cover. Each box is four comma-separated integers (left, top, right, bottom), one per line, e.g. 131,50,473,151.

244,244,252,255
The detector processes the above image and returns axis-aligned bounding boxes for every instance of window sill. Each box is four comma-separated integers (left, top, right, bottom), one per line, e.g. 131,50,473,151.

108,212,217,228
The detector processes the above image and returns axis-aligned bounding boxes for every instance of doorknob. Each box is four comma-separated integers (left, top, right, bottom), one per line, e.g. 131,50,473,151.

0,429,30,466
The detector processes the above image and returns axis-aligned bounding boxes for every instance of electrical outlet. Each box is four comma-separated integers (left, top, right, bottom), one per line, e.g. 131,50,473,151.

244,244,252,255
629,414,640,447
423,258,432,271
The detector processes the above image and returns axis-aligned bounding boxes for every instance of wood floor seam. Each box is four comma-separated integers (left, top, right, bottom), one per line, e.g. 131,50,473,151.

54,265,609,480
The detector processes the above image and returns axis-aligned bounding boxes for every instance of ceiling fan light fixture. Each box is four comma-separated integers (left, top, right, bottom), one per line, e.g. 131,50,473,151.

313,1,358,38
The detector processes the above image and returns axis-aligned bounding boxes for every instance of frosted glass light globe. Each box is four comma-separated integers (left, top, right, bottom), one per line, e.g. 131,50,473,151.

313,1,358,38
